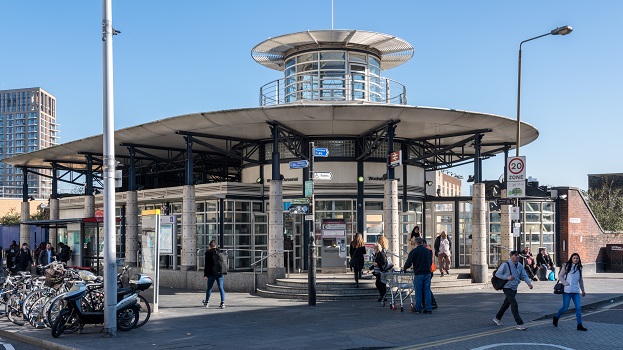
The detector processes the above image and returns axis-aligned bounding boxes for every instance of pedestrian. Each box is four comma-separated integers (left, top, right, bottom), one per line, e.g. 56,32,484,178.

408,226,420,252
203,240,226,309
520,246,538,281
15,243,34,272
536,247,555,280
34,242,46,263
493,250,534,330
58,242,71,263
553,253,587,331
349,233,366,288
422,239,438,309
437,231,451,276
403,237,433,314
38,242,56,266
367,242,389,302
6,240,18,271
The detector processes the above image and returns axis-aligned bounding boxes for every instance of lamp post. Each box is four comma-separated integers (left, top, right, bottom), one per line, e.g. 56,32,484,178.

516,25,572,156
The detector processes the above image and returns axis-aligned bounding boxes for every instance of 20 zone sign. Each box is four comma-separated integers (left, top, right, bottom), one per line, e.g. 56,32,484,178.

506,156,526,182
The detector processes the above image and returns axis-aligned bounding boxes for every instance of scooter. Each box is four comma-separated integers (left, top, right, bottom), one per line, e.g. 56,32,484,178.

51,283,140,337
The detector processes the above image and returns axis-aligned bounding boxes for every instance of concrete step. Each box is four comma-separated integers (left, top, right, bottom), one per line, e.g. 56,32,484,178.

256,270,486,300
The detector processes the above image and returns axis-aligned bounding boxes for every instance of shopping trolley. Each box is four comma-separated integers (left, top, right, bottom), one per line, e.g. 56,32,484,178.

381,270,414,312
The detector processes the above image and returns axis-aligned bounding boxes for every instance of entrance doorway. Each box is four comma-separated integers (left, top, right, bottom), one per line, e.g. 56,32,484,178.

284,213,304,271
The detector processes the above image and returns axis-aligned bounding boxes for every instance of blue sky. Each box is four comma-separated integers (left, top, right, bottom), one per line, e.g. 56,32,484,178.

1,1,621,193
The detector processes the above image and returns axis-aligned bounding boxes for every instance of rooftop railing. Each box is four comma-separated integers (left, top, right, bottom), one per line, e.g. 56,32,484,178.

259,73,408,106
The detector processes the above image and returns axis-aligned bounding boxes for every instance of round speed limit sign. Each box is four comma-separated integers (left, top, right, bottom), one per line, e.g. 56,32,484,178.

507,156,526,181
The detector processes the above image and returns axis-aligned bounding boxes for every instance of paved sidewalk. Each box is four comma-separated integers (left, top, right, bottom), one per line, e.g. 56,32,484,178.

1,272,622,350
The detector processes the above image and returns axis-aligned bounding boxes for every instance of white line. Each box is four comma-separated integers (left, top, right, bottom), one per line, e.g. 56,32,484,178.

0,342,16,350
472,343,574,350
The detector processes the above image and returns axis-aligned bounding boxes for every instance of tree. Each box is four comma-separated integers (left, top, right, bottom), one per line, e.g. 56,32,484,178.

0,208,21,226
585,179,623,231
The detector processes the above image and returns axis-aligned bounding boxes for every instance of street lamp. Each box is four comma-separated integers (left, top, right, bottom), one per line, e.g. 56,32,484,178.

516,25,572,156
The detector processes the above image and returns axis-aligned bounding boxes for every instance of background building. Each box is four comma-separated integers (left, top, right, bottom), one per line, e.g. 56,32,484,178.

0,87,58,199
426,170,462,197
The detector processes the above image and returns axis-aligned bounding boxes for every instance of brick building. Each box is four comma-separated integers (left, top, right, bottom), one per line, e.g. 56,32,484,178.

554,186,623,272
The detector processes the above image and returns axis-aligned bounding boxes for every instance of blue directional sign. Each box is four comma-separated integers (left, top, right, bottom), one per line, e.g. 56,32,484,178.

289,160,309,169
314,147,329,157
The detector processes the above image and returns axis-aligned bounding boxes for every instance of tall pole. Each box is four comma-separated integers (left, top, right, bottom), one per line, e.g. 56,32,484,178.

308,142,316,306
516,25,573,156
102,0,117,337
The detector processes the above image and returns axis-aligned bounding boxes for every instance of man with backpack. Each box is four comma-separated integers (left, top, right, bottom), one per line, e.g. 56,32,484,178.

202,240,227,309
493,250,534,330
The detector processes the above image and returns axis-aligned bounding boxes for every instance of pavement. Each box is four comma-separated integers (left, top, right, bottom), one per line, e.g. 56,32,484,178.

1,271,622,350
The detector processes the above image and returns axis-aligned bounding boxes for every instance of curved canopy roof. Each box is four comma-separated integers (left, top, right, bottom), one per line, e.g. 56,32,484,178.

251,30,414,70
4,104,538,171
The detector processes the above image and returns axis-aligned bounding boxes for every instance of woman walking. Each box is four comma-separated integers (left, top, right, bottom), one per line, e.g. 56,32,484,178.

553,253,587,331
349,233,366,288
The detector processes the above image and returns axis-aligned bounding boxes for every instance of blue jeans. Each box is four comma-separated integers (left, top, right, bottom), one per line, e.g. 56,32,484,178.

555,292,582,324
205,275,225,303
413,274,432,311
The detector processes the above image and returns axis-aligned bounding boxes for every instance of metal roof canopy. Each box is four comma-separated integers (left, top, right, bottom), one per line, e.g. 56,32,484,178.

19,217,114,229
3,104,538,173
251,30,414,70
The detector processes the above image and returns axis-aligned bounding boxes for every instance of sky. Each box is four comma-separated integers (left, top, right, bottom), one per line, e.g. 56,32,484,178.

1,1,621,194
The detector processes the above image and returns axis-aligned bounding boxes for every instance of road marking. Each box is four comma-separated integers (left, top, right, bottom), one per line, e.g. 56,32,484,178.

394,309,606,350
471,343,574,350
0,342,16,350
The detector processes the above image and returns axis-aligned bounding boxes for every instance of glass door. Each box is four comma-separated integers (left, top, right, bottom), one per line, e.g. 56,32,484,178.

284,213,304,272
82,223,103,274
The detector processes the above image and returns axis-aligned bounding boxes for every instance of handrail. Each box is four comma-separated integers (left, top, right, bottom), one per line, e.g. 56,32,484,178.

250,250,293,294
259,73,408,106
196,248,206,271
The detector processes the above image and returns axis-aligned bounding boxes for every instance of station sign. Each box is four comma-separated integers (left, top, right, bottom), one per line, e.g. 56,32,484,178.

291,198,310,205
289,160,309,169
314,147,329,157
304,180,313,197
496,198,514,205
389,150,402,167
314,172,333,180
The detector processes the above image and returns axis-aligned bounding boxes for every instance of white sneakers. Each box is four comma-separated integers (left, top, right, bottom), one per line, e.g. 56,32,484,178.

516,325,527,330
493,318,503,326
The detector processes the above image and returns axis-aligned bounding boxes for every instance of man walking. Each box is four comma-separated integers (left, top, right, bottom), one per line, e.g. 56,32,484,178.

38,242,56,266
202,240,227,309
403,237,433,314
493,250,534,330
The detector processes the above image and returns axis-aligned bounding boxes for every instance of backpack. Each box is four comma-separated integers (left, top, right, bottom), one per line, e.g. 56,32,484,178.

213,249,228,274
491,261,511,290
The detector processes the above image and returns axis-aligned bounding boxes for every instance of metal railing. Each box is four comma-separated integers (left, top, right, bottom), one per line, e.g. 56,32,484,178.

259,73,408,106
250,250,293,294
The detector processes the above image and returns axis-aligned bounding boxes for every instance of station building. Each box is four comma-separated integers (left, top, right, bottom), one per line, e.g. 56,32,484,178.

7,29,589,288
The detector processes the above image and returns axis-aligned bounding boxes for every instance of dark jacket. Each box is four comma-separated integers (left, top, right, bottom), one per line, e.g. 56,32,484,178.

349,245,366,270
204,248,227,277
59,245,71,263
403,245,432,275
15,248,34,271
536,252,554,269
369,250,389,275
38,248,56,265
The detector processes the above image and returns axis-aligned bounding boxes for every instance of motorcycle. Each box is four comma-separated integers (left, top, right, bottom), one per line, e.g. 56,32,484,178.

51,283,140,337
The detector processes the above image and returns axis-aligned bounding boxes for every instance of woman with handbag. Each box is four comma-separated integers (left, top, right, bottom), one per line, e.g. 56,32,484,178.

367,243,388,302
552,253,587,331
349,233,366,288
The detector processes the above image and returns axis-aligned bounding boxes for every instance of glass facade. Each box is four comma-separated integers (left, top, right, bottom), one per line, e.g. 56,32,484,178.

283,51,382,103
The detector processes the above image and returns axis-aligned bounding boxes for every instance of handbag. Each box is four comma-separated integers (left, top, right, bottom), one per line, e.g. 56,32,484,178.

553,281,564,294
